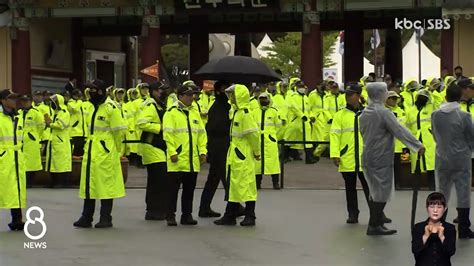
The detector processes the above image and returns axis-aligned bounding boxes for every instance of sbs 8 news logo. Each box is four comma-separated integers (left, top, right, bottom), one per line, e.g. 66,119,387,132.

23,206,47,249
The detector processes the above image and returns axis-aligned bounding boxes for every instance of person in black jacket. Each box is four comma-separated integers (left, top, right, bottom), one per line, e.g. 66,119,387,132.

198,81,248,218
412,192,456,266
198,81,232,218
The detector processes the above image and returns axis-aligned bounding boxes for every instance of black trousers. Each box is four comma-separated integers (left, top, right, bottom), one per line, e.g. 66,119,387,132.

50,172,70,187
393,153,401,189
10,208,22,223
200,141,229,211
26,171,36,188
341,171,371,217
256,174,280,186
224,201,256,218
81,199,113,219
145,162,168,215
427,170,435,191
368,201,386,226
71,136,86,157
167,172,198,216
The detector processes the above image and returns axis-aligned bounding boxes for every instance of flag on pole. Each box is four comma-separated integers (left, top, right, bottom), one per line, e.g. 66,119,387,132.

140,61,159,79
338,31,344,55
370,29,381,49
416,28,425,42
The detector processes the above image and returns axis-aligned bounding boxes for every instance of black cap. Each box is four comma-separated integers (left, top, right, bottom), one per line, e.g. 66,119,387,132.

0,89,20,100
457,78,472,88
345,83,362,94
33,90,42,95
178,85,200,95
90,79,107,91
42,90,52,96
19,94,32,101
149,81,169,91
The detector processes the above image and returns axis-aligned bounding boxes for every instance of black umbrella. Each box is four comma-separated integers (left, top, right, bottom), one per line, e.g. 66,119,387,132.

194,56,281,84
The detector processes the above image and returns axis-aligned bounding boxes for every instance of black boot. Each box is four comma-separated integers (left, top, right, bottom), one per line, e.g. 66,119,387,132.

145,211,166,221
166,214,178,226
272,174,280,190
180,214,198,225
458,208,474,239
346,212,359,224
95,199,113,228
236,204,245,217
199,208,221,218
8,209,25,231
305,148,318,164
283,146,291,163
291,149,302,161
367,225,397,235
367,201,397,235
240,201,256,226
382,213,392,224
214,214,237,225
214,203,237,225
73,199,95,228
49,173,58,188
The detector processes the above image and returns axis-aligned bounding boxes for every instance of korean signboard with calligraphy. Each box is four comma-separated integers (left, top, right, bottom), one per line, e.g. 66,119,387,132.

176,0,279,12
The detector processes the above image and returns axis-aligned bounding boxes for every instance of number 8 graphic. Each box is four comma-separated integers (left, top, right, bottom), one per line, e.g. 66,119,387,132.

24,206,47,241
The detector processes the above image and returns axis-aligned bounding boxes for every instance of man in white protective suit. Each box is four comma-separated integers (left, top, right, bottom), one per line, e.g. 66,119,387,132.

432,82,474,239
360,82,425,236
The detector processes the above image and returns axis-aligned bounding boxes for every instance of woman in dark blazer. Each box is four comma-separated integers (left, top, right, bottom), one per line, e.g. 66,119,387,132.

412,192,456,266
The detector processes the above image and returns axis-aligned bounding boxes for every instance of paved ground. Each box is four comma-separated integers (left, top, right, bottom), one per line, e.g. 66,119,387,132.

1,189,473,266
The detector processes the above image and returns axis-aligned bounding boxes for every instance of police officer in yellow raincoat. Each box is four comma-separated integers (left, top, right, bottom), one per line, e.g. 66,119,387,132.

136,82,169,221
0,90,26,231
405,89,436,190
253,92,282,190
18,95,44,188
313,81,346,161
37,90,53,156
284,80,316,163
45,94,72,187
74,80,127,229
458,78,474,119
163,84,207,226
68,89,87,157
270,81,288,139
425,77,443,109
214,84,261,227
385,91,407,188
123,88,139,158
400,79,420,111
330,83,371,224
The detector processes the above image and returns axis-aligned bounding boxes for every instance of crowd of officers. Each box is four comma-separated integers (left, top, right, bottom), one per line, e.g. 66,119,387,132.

0,67,473,233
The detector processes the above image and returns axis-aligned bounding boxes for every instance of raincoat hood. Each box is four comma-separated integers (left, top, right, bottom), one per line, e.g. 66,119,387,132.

226,84,250,110
425,77,441,91
359,76,370,88
51,94,66,110
404,79,419,92
127,88,139,101
113,88,126,103
258,92,273,109
366,82,388,106
84,88,91,100
289,77,301,91
439,101,460,113
276,81,282,94
444,76,456,89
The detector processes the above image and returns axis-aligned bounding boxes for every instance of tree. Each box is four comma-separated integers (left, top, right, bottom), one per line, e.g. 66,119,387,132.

260,31,339,77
